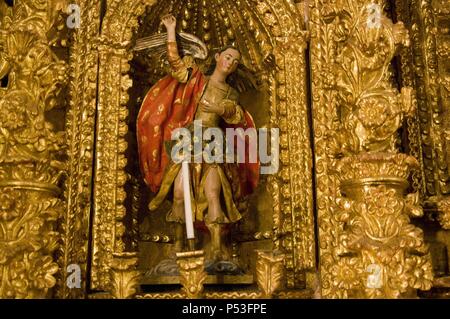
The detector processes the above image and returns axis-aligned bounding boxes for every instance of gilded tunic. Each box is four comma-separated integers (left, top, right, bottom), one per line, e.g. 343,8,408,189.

148,51,247,225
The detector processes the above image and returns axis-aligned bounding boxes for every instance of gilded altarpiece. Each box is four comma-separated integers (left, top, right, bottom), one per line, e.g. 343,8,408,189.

309,0,434,298
0,0,69,298
85,0,316,298
394,0,450,293
2,0,450,299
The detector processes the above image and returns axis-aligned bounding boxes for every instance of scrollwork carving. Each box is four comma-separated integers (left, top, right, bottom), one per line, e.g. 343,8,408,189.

0,0,67,298
311,0,433,298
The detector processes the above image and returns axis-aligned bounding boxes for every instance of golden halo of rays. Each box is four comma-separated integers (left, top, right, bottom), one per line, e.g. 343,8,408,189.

138,0,277,74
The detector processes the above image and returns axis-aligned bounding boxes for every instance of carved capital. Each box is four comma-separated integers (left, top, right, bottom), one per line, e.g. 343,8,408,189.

109,252,141,299
176,250,207,299
256,250,285,298
332,153,433,298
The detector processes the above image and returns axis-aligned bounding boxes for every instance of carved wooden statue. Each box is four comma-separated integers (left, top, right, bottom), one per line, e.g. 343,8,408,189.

136,15,259,274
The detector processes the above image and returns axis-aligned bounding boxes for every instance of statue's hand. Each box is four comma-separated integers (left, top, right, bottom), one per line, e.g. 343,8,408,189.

200,99,222,114
161,14,176,32
219,99,237,117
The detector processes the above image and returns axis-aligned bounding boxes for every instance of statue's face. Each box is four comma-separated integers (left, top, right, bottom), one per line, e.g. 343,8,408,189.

214,48,241,76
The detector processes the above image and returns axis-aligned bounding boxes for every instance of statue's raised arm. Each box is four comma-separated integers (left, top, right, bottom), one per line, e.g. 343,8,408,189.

134,15,208,83
134,15,208,62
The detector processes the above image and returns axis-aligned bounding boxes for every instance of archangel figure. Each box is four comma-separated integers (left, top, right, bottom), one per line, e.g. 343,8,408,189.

136,15,259,274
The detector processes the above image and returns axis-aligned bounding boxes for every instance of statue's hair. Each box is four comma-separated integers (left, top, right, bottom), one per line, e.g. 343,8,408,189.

202,45,258,93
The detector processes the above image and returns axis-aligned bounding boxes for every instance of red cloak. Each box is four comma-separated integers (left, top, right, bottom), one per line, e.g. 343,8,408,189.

137,65,259,198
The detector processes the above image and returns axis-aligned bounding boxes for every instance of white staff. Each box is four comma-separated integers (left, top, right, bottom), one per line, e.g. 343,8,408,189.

181,161,195,240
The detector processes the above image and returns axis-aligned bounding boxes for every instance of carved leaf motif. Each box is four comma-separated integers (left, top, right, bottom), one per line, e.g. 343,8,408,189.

177,256,207,299
335,157,433,297
330,0,414,155
110,253,141,299
256,251,284,297
111,270,141,299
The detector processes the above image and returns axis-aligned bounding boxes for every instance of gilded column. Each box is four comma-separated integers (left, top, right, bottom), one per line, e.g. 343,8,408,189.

0,0,68,298
58,0,102,298
90,0,154,293
311,0,433,298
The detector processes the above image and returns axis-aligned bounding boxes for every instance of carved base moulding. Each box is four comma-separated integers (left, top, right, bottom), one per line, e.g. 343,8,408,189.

332,153,433,298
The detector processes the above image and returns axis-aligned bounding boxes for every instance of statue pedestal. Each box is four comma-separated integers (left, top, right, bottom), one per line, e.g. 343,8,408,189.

144,248,254,286
141,274,254,285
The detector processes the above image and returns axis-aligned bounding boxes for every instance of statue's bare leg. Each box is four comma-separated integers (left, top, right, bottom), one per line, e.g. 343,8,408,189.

204,167,228,260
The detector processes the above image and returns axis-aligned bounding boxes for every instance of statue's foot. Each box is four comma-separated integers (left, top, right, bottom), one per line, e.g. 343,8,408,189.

213,249,226,261
204,259,244,275
206,247,230,262
204,248,243,275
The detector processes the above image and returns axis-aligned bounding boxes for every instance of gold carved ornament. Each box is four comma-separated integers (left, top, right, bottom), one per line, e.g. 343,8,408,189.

310,0,433,298
0,0,68,298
